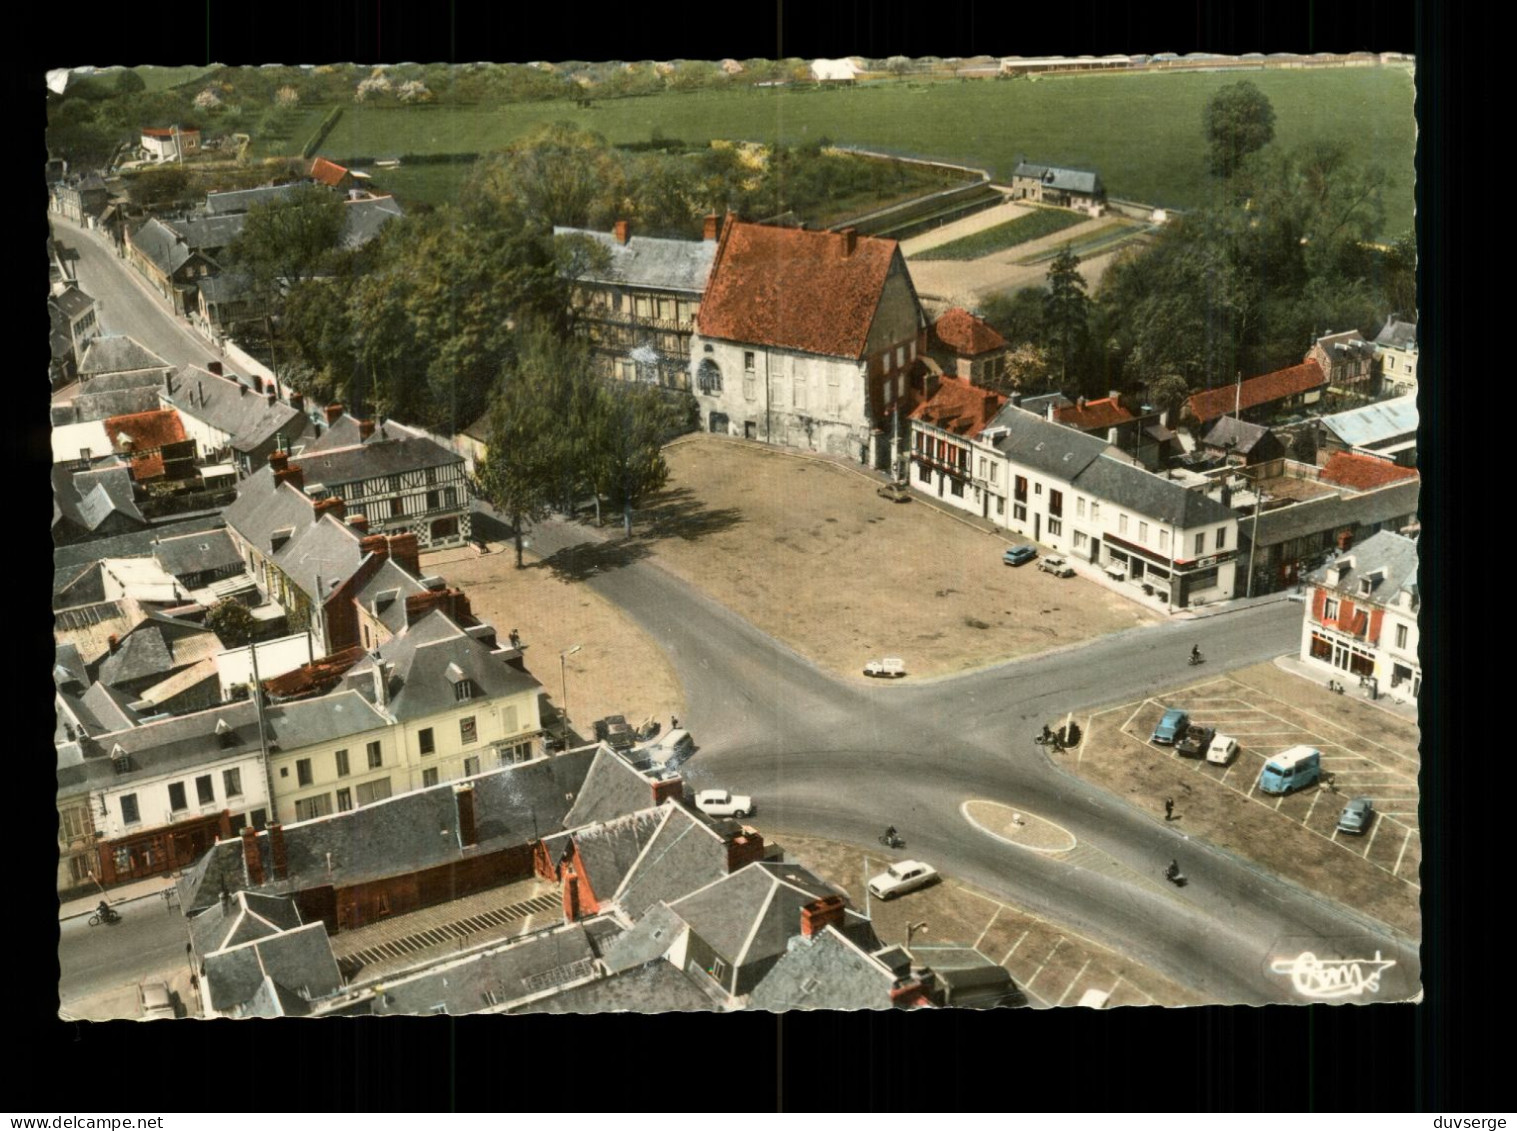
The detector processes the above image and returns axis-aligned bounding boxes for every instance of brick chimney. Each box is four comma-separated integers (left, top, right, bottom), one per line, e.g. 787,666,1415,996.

388,532,420,576
651,777,683,807
359,534,389,559
703,213,721,241
313,496,347,522
347,514,370,535
726,829,766,872
251,374,263,393
455,784,477,847
324,403,344,426
241,826,264,885
561,866,582,923
269,451,289,473
107,633,119,653
890,977,934,1008
290,393,304,413
272,464,305,493
840,227,857,257
268,822,288,880
985,392,998,418
358,419,375,441
266,389,277,407
208,361,223,376
614,219,630,245
800,894,846,938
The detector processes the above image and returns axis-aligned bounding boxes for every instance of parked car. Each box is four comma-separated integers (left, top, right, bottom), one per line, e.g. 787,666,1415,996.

1038,555,1075,577
1151,708,1189,745
1177,724,1216,758
868,860,939,900
877,480,911,503
1336,797,1375,835
694,789,754,818
137,981,175,1020
864,657,906,678
645,728,695,768
1206,733,1239,765
1002,544,1038,567
595,714,636,752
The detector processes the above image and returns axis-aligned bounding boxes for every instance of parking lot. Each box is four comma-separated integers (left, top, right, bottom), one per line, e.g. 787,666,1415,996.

775,831,1201,1008
1071,662,1420,936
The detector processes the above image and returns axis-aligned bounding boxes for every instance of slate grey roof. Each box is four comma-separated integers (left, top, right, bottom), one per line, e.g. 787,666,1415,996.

561,745,658,828
163,366,309,455
1318,394,1419,449
71,385,163,422
237,975,312,1018
667,861,866,978
222,475,365,605
79,335,171,379
988,403,1111,480
164,212,246,253
52,516,218,573
197,272,253,303
1015,392,1073,417
53,641,90,688
291,434,464,489
190,890,304,957
265,689,392,752
73,700,262,780
51,463,146,535
180,746,599,912
1011,160,1103,196
348,610,540,724
748,925,896,1012
73,680,140,734
909,943,1026,1008
1249,477,1421,547
97,614,219,688
1073,454,1236,529
53,562,104,608
340,196,404,249
129,219,195,277
1303,530,1419,597
1202,416,1272,454
204,922,342,1015
53,284,96,319
554,225,717,295
205,183,300,215
548,808,666,903
352,559,428,635
152,528,241,579
372,920,613,1016
1374,316,1417,352
301,414,427,454
514,958,716,1015
609,803,732,922
600,902,688,974
75,366,172,396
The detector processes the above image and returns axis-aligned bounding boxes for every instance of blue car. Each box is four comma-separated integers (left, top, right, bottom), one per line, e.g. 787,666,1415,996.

1002,544,1038,566
1151,708,1189,745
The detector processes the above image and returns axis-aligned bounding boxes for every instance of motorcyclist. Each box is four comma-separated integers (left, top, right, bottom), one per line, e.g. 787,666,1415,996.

1190,644,1201,663
1040,724,1054,743
1166,859,1180,880
884,825,898,844
97,899,112,919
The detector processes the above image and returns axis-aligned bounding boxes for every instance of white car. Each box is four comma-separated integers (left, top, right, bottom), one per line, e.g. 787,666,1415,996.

1206,733,1240,765
694,789,754,818
867,860,939,900
137,981,175,1020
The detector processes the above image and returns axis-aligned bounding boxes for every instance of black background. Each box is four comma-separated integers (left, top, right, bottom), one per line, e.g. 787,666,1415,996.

19,0,1475,1112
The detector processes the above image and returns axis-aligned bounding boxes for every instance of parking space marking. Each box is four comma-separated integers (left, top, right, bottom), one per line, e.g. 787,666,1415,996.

1055,959,1091,1006
1360,817,1384,857
1000,929,1030,966
1303,788,1325,824
1393,827,1415,878
974,906,1001,950
1023,938,1066,989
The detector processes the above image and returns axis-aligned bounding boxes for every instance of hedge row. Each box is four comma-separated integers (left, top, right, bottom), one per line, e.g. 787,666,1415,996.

301,107,344,159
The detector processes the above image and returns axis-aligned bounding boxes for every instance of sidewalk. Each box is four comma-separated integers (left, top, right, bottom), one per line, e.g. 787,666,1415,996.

1273,653,1420,723
59,871,183,922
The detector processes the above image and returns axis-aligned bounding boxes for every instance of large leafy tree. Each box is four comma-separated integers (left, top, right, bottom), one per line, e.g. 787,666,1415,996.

496,122,625,229
227,184,346,292
1202,80,1277,178
585,383,678,536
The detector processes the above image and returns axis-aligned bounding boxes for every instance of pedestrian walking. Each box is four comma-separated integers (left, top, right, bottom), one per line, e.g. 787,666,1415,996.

1164,797,1175,821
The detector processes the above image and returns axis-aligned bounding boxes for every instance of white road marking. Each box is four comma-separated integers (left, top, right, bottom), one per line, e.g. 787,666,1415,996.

974,907,1001,950
1055,959,1092,1006
1000,929,1030,966
1393,826,1415,878
1023,937,1065,989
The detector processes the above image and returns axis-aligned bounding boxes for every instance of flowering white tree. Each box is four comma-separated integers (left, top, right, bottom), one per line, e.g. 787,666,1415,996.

194,87,222,110
275,85,300,107
355,71,393,102
397,80,431,103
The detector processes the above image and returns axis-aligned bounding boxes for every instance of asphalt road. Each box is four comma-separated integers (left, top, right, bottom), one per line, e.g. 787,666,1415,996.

522,511,1421,1004
53,216,1419,1005
58,897,192,1005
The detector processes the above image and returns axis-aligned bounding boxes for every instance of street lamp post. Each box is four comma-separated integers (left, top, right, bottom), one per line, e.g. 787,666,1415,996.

559,644,582,742
907,921,929,954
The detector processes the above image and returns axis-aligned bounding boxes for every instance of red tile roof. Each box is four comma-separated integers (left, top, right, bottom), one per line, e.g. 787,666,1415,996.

696,220,900,359
1054,396,1134,431
932,308,1008,357
1319,451,1420,491
1187,360,1327,424
104,409,189,480
309,157,351,187
909,376,1008,437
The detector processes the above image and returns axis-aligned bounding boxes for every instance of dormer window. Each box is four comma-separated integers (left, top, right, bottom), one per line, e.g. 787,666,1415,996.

270,526,294,552
454,678,475,702
111,743,131,774
215,717,235,749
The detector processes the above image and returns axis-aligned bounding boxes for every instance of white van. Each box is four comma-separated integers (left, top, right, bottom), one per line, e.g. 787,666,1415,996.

647,728,695,768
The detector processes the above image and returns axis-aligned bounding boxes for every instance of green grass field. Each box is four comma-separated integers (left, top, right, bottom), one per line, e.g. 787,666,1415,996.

291,68,1413,236
913,207,1086,260
135,65,218,92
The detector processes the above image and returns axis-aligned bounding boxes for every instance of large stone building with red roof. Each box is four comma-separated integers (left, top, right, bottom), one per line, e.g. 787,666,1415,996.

908,376,1009,517
927,308,1009,385
689,220,928,467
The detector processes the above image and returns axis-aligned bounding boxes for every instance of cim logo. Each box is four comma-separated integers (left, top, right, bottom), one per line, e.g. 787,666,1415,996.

1269,949,1398,999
